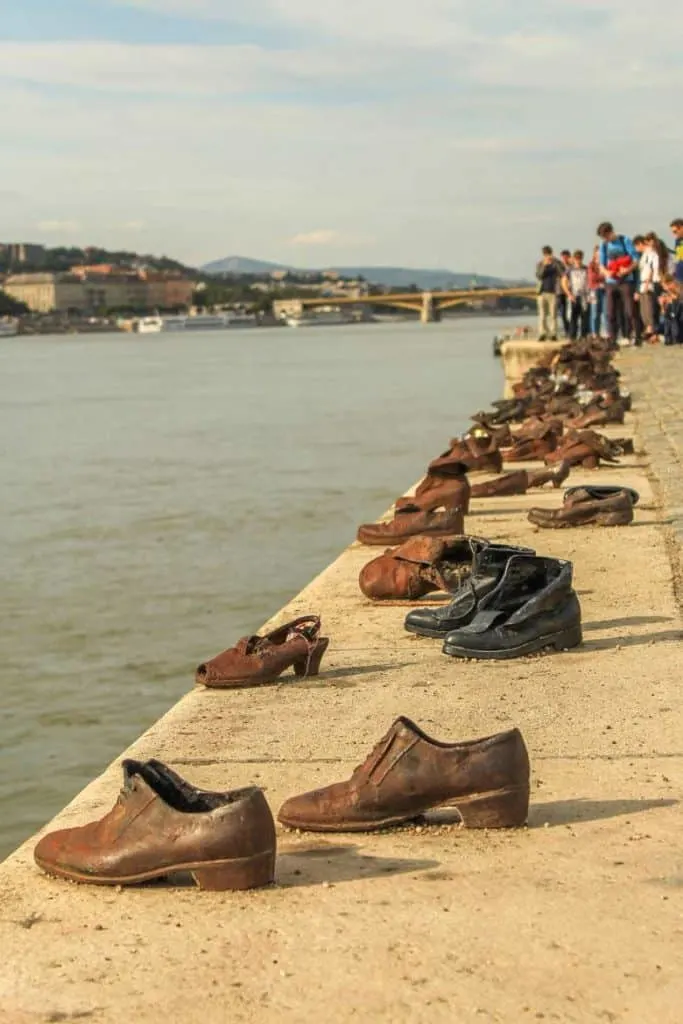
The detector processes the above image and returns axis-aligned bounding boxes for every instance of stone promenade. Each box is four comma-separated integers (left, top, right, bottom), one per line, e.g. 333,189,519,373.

0,350,682,1024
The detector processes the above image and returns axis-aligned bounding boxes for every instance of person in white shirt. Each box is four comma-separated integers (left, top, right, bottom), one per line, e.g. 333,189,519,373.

635,233,663,340
562,250,590,339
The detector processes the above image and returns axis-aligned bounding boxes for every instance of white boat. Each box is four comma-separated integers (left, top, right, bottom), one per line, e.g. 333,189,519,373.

162,312,257,331
285,309,354,328
135,316,164,334
0,319,19,337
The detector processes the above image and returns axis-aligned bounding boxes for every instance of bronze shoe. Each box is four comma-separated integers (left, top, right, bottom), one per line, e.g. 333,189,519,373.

395,459,470,513
528,489,634,528
278,717,530,832
358,534,476,601
471,470,529,498
470,461,570,498
545,430,621,469
357,505,464,546
196,615,329,688
34,760,276,890
437,444,503,475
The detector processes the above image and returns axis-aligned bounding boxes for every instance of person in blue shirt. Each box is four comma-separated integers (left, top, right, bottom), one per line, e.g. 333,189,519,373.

597,221,641,346
671,218,683,284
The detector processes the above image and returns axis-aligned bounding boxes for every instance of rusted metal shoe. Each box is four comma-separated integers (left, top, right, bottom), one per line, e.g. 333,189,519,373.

471,461,570,497
357,505,465,546
395,458,470,513
438,433,503,474
278,717,530,832
404,540,535,638
545,429,621,469
196,616,329,688
34,760,276,890
359,534,476,601
528,489,635,529
443,555,582,660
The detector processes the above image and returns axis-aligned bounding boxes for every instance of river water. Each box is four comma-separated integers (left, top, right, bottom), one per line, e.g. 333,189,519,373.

0,317,523,859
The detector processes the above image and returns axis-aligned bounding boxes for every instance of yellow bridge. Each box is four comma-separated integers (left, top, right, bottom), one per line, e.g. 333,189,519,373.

296,286,536,323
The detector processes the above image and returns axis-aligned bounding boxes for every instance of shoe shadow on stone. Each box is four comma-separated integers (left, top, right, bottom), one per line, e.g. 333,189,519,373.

577,628,683,651
529,797,678,828
582,615,673,631
295,662,411,687
276,842,440,888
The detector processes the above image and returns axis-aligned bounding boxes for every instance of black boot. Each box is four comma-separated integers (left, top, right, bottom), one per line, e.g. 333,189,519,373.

404,541,535,640
442,555,582,660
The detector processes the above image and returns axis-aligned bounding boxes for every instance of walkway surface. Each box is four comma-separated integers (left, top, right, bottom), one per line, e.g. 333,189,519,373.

1,350,682,1024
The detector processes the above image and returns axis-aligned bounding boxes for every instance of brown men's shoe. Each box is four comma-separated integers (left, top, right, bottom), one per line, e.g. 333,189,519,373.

528,489,634,529
196,615,329,688
545,430,621,469
34,760,276,890
278,717,530,832
440,434,504,474
567,400,626,429
471,470,529,498
357,505,464,546
395,458,470,514
358,534,476,601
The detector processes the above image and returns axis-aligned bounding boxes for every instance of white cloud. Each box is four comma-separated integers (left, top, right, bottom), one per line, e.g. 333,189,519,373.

289,230,375,247
1,1,682,274
37,220,81,233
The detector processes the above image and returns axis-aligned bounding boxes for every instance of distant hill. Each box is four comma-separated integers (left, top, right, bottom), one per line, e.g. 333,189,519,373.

201,256,513,289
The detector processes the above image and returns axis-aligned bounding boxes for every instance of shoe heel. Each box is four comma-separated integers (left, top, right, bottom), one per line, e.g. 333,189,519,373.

192,850,275,891
550,624,583,650
582,456,599,469
451,786,529,829
294,637,329,677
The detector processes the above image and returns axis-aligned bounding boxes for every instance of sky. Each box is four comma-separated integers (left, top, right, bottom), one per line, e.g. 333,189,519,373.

1,0,681,275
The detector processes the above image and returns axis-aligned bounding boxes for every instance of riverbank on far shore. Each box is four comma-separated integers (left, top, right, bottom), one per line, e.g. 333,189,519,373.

1,307,534,336
1,350,682,1023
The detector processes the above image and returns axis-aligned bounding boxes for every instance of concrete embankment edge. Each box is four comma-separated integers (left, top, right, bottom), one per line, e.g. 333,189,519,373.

1,353,682,1023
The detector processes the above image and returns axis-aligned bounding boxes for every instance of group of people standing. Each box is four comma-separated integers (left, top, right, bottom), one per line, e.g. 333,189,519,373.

535,218,683,346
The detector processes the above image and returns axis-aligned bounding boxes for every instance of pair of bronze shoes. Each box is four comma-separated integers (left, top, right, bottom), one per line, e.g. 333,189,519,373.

34,719,531,889
528,486,638,529
358,534,480,601
545,429,623,469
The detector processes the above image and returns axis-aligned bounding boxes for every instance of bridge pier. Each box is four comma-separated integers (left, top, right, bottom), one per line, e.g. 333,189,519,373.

420,292,435,324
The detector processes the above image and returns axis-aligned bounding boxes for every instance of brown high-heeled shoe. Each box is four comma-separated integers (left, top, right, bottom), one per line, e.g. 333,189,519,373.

196,616,329,689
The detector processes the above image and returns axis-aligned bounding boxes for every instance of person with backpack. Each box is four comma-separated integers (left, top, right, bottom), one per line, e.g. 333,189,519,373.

597,221,641,346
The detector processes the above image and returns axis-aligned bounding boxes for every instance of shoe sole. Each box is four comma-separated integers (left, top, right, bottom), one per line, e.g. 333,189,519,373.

35,849,275,890
443,624,582,660
278,785,529,833
403,622,453,640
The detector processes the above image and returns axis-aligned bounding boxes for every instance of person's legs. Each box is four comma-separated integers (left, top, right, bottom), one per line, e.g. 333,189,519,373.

537,295,547,338
621,282,639,344
580,299,591,338
605,284,619,343
556,293,569,337
596,288,605,336
547,293,558,339
568,300,580,340
640,292,655,334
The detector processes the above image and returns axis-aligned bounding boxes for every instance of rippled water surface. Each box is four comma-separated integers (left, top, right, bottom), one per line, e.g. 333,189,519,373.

0,317,524,858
